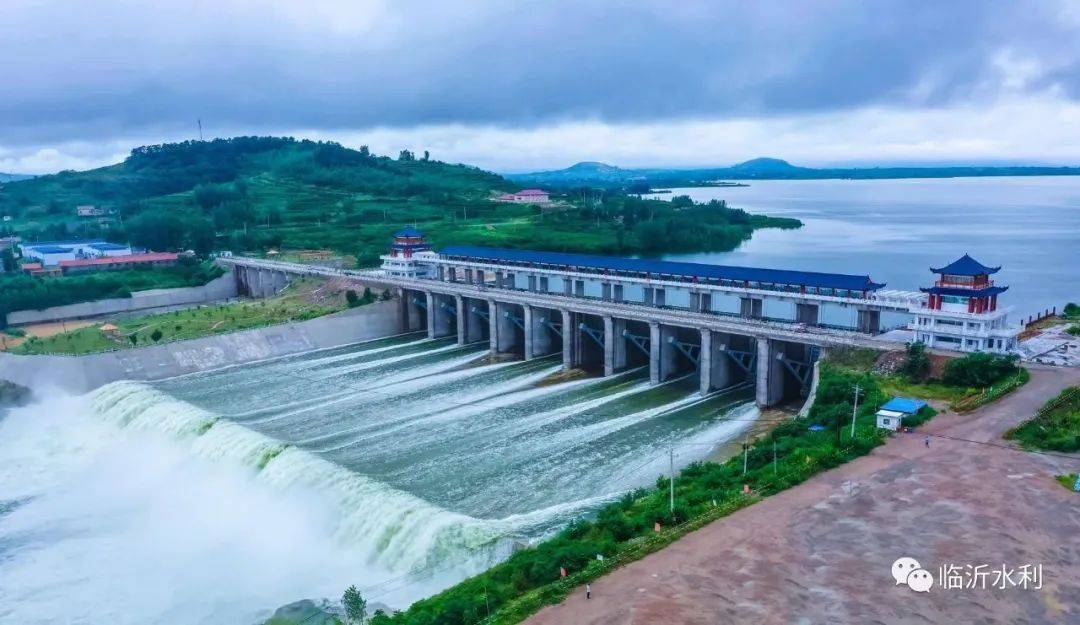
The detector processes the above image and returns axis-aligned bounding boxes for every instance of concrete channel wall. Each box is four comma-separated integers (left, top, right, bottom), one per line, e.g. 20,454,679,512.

7,271,240,326
0,300,401,394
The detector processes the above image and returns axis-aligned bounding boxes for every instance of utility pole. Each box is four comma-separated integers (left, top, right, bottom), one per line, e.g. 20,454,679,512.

197,119,203,141
772,439,777,474
850,383,861,438
669,447,675,516
742,436,749,475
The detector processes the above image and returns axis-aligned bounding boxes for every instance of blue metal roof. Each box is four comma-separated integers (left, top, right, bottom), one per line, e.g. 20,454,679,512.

920,285,1008,297
931,254,1000,276
88,242,128,250
439,246,885,291
32,246,75,254
880,397,927,414
394,227,425,238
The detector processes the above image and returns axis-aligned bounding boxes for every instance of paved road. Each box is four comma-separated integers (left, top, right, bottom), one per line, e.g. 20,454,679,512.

525,366,1080,625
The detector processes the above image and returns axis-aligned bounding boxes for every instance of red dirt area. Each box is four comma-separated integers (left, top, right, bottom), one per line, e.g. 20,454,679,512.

525,365,1080,625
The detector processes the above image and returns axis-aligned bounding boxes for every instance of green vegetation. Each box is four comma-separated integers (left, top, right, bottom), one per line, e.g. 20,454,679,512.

942,351,1021,388
342,586,368,625
1056,474,1079,493
900,341,930,382
0,137,798,268
11,277,350,355
0,259,224,327
1005,387,1080,452
365,364,894,625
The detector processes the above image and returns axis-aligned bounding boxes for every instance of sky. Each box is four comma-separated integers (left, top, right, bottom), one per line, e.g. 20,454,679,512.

1,0,1078,174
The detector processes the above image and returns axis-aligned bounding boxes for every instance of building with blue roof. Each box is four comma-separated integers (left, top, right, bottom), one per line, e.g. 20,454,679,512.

437,245,885,296
912,254,1021,354
876,397,928,431
21,239,133,266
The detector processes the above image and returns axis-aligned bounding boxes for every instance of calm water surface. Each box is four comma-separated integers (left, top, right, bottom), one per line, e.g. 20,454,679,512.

653,177,1080,319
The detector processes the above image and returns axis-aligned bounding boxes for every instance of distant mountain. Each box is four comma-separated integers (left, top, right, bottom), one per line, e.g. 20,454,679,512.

0,172,34,183
507,157,1080,188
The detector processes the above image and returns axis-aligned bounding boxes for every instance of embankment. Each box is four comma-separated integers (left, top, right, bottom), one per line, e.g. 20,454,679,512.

6,271,240,326
0,300,400,393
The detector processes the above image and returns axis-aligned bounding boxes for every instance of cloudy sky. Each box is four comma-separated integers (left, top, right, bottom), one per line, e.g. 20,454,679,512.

2,0,1078,174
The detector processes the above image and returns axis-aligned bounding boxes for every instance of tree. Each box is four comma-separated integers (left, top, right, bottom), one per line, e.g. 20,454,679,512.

342,585,367,625
150,328,163,342
398,149,415,162
901,341,930,382
346,289,360,308
943,352,1020,388
0,247,15,273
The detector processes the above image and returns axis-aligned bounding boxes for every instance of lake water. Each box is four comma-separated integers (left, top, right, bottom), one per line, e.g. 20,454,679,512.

652,177,1080,321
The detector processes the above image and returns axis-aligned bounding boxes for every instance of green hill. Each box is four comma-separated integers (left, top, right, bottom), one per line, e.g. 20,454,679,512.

0,137,798,266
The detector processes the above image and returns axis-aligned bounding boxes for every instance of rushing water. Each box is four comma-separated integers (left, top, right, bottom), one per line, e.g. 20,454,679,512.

0,334,758,624
652,176,1080,320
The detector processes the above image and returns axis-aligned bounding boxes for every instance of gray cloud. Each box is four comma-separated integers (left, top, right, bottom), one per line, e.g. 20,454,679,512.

2,1,1077,145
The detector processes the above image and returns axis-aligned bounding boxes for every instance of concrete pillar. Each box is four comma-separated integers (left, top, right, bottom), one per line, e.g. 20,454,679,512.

690,292,700,312
528,275,537,292
564,279,573,296
455,295,466,345
741,297,763,319
613,284,624,302
436,265,445,281
699,329,712,396
529,307,555,358
755,339,784,407
465,269,474,284
397,287,410,332
539,276,549,292
857,309,881,334
425,292,437,338
561,309,573,370
603,316,615,376
612,318,628,371
700,293,712,313
796,303,820,325
574,280,585,297
655,288,667,307
649,322,662,385
601,283,612,301
495,302,518,353
659,325,678,380
523,304,535,360
710,333,733,391
487,299,499,354
644,287,655,306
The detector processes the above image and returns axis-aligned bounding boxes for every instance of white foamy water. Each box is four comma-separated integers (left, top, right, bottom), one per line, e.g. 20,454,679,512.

0,336,760,623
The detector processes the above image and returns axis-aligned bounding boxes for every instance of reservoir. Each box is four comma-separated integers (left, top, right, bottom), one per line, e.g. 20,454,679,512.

653,176,1080,320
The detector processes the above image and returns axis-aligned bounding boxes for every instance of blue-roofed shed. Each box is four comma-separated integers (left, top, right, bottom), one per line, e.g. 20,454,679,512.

438,245,885,293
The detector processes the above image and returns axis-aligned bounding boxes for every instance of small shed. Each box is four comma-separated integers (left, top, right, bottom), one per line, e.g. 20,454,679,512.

876,397,927,431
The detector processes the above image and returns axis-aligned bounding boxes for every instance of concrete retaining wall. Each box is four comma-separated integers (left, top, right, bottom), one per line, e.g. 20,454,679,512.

7,271,239,326
0,300,401,393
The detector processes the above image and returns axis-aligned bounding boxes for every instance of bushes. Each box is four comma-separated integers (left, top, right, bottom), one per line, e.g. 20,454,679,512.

1005,387,1080,452
942,352,1020,388
901,342,930,382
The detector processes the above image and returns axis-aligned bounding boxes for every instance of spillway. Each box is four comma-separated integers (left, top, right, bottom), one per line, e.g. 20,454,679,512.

0,332,761,623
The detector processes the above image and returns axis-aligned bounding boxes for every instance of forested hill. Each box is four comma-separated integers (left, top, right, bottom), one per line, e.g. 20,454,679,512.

508,157,1080,189
0,137,799,266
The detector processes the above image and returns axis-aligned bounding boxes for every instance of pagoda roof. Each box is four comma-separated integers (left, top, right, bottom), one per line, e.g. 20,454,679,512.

393,226,425,238
931,254,1000,276
920,285,1008,297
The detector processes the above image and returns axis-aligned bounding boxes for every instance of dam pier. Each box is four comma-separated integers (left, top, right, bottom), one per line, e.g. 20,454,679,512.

225,229,962,408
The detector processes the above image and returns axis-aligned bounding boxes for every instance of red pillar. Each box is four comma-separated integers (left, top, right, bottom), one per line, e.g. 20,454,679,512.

990,295,997,311
967,297,975,313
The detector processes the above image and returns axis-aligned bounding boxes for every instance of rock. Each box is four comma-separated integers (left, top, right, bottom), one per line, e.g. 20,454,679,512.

263,599,340,625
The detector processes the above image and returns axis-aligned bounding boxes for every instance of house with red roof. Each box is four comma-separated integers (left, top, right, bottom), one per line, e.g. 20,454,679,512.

495,189,551,204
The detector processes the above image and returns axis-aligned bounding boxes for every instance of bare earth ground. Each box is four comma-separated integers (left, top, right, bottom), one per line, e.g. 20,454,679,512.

0,319,96,350
527,366,1080,625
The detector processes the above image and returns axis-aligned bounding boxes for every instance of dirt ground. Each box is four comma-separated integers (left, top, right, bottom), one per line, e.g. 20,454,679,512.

0,319,96,350
526,366,1080,625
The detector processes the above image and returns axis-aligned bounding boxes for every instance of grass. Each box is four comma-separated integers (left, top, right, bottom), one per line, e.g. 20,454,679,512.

11,277,355,355
1056,474,1079,493
1005,386,1080,452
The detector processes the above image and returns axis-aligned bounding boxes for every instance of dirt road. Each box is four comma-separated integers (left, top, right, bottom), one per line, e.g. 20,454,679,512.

526,366,1080,625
